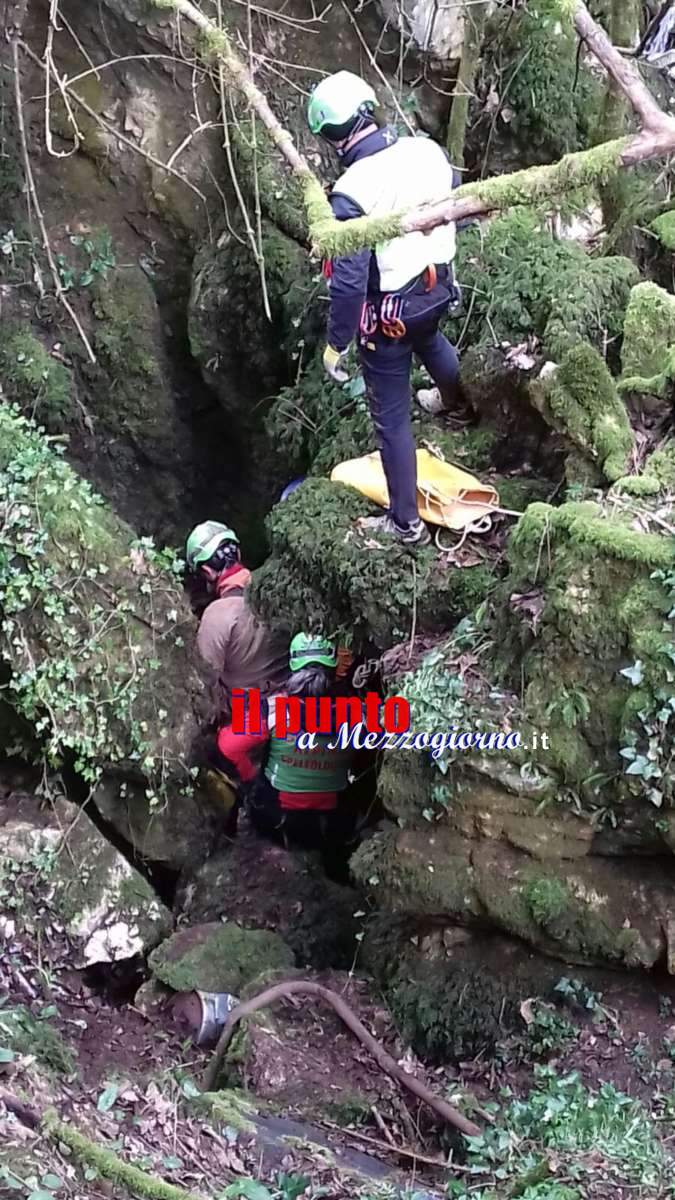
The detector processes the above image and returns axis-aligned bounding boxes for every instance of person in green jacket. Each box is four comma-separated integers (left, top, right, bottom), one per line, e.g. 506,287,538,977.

248,633,358,873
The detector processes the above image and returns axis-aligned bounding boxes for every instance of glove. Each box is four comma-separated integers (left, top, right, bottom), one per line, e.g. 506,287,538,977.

323,344,350,384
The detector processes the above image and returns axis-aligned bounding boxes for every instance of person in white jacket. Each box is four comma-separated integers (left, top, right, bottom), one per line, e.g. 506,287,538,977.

308,70,461,548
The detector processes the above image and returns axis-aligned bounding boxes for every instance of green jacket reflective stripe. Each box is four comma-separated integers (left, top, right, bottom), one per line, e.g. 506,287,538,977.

265,728,351,793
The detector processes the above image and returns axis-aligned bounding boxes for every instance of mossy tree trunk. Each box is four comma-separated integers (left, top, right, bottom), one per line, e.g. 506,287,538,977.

446,1,489,170
151,0,675,257
595,0,642,246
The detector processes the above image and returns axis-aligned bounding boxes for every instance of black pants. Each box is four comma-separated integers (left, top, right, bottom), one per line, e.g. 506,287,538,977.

248,775,358,878
359,282,460,528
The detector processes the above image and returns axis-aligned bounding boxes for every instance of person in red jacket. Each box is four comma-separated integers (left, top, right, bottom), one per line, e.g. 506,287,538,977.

186,520,289,831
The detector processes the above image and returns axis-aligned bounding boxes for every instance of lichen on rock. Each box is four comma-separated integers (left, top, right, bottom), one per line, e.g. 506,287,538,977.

0,790,170,966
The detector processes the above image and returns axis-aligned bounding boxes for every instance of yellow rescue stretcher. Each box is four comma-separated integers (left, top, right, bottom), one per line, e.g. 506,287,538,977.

330,449,500,532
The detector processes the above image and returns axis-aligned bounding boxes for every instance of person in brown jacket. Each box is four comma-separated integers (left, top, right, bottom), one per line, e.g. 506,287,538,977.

186,520,289,818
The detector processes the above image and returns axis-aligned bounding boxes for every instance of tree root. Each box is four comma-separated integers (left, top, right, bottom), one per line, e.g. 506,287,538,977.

202,978,481,1138
0,1091,207,1200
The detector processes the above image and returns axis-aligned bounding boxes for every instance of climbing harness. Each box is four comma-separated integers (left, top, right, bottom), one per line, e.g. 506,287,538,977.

380,293,407,340
423,264,437,292
360,300,378,337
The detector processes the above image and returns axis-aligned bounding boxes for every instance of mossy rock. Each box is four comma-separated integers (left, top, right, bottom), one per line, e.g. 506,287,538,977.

354,827,675,971
620,281,675,397
650,209,675,252
474,843,673,970
0,1004,76,1076
351,828,481,920
489,0,601,165
0,404,203,812
189,221,322,401
363,915,561,1062
448,211,638,363
376,749,591,859
91,772,225,873
0,325,74,428
542,343,633,483
0,793,171,965
249,478,494,653
149,922,295,993
496,498,675,799
615,440,675,497
176,838,362,970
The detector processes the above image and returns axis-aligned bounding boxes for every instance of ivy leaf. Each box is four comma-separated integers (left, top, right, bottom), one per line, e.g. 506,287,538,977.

625,756,649,776
223,1183,274,1199
162,1156,183,1171
0,1047,16,1062
0,1169,24,1191
620,661,644,686
97,1081,119,1112
27,1191,55,1200
343,375,366,399
40,1176,63,1191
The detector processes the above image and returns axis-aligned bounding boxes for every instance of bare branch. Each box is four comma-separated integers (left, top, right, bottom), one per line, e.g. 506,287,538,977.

12,40,97,363
203,977,482,1137
573,0,670,134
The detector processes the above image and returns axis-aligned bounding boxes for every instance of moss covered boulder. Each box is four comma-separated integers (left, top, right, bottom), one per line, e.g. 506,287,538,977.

449,211,638,361
615,441,675,498
250,478,494,652
0,790,170,966
620,281,675,398
501,499,675,806
0,405,221,866
189,223,322,401
149,922,295,994
176,835,362,970
348,494,675,974
539,343,633,483
353,827,675,971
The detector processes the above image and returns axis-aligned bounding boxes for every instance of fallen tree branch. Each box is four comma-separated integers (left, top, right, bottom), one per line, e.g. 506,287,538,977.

202,978,481,1138
150,0,675,257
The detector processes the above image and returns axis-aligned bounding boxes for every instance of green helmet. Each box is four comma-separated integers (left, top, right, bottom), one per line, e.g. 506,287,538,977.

185,520,239,570
289,632,337,672
307,70,376,142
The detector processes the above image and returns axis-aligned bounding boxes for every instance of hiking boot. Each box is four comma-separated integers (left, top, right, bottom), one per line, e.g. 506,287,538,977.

359,513,431,547
416,386,446,416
